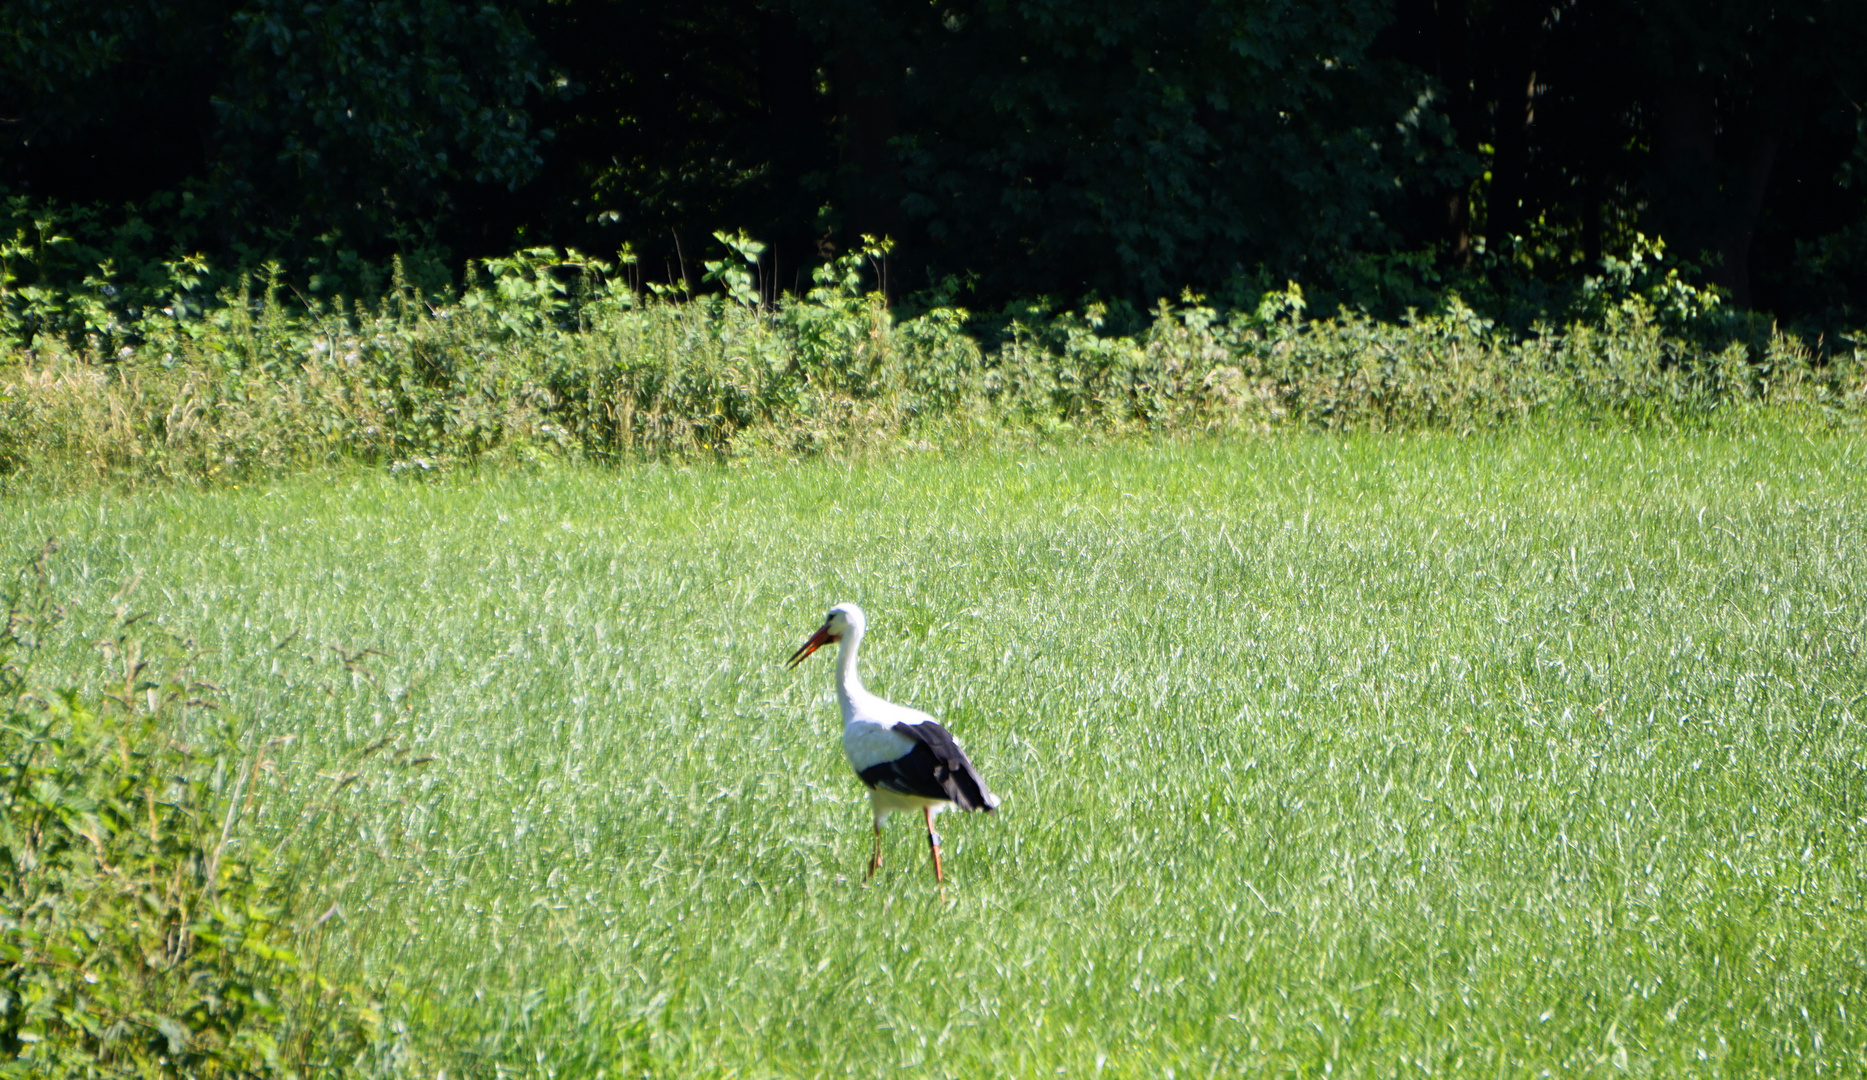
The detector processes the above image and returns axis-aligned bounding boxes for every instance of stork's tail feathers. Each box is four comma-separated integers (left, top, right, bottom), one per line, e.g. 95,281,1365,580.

951,762,999,812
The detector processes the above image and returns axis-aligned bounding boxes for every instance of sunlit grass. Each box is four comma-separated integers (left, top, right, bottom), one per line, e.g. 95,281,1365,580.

5,423,1866,1076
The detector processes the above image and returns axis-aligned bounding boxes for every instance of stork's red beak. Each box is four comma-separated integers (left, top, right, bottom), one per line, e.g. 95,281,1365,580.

787,623,835,669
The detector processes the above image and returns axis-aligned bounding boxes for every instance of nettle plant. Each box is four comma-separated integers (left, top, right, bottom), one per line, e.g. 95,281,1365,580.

702,230,768,309
0,543,390,1079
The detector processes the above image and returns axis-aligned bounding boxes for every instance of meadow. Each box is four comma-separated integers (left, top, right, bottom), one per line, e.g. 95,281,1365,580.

4,423,1865,1077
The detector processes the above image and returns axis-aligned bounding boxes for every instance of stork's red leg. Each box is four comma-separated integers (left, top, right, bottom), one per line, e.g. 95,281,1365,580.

924,806,945,884
867,822,884,879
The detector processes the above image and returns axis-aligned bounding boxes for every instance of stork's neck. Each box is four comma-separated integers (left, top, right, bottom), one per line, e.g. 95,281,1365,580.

834,627,869,720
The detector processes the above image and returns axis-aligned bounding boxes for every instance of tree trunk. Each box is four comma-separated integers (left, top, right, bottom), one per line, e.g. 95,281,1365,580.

1582,174,1602,270
1483,3,1539,253
830,45,903,256
1651,69,1777,308
1485,67,1536,250
1652,70,1718,267
1434,0,1476,264
756,6,824,294
1716,135,1777,309
1392,0,1477,263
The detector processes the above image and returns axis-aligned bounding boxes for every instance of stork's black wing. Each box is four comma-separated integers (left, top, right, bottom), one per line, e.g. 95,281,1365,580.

856,721,998,812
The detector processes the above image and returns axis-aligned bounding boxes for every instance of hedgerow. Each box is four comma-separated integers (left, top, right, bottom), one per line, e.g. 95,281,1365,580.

2,241,1863,489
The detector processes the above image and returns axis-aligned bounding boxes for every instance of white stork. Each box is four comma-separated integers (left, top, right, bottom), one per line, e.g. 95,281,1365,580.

787,602,998,883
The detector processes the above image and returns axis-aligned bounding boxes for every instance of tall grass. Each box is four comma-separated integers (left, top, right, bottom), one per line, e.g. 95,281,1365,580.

4,427,1864,1075
4,249,1864,489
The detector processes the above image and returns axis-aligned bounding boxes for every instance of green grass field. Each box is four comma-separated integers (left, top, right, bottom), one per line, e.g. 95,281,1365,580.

5,424,1866,1077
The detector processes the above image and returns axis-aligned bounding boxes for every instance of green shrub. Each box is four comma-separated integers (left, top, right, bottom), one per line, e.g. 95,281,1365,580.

0,542,387,1078
2,237,1865,490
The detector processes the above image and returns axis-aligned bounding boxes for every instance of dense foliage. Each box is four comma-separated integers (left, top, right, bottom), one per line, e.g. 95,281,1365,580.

0,543,400,1076
789,0,1467,301
2,242,1861,490
3,0,1865,325
1,0,544,256
1384,0,1867,318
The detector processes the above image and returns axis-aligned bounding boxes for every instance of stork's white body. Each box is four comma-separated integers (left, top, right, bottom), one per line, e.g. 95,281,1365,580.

833,637,956,823
788,602,998,883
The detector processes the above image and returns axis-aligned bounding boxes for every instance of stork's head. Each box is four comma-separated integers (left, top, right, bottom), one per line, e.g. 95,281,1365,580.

786,602,865,668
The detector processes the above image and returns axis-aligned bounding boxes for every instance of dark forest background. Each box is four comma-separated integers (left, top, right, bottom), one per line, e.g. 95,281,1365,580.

4,0,1865,328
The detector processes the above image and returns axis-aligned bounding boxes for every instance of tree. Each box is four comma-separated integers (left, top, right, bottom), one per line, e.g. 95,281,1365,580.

0,0,231,205
212,0,549,251
516,0,836,293
797,0,1466,303
0,0,552,270
1384,0,1867,314
6,0,1866,322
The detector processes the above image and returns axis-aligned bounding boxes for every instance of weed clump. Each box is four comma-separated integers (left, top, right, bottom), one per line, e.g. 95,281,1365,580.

2,242,1864,489
0,542,388,1077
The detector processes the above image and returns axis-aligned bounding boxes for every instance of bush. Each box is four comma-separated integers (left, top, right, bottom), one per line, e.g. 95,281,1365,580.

2,238,1865,490
0,541,389,1078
